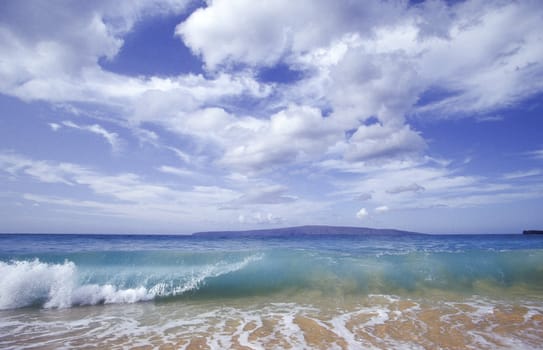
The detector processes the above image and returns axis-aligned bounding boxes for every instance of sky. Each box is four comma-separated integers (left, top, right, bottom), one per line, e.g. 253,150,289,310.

0,0,542,234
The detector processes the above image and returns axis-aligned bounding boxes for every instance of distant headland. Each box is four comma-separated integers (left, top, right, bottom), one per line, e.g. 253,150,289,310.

192,225,424,237
523,230,543,235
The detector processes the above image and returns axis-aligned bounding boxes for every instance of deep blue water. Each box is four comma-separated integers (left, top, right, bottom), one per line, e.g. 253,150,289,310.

1,233,542,309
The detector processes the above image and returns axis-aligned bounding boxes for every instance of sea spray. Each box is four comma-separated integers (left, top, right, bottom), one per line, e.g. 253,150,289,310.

0,254,263,310
0,259,76,309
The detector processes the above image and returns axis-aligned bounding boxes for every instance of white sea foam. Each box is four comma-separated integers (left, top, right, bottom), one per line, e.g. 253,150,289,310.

0,259,76,310
1,297,542,350
72,285,153,305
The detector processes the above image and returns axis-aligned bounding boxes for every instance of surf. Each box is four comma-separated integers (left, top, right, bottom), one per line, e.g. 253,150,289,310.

0,254,262,310
2,247,543,310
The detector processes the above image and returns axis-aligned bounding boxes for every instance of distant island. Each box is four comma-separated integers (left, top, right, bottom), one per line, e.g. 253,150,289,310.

192,225,424,237
523,230,543,235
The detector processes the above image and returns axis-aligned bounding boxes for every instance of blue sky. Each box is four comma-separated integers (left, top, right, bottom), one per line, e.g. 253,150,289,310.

1,0,542,234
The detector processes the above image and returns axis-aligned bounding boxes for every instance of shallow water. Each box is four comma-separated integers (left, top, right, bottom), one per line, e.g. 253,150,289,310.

1,295,542,349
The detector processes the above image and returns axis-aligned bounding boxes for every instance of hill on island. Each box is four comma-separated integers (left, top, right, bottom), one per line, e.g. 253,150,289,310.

192,225,424,237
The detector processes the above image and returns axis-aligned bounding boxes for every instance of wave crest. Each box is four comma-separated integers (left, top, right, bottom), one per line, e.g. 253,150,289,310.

0,259,76,309
0,255,261,310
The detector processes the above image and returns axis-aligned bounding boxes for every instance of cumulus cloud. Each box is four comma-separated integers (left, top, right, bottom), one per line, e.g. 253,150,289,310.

3,0,542,174
2,1,543,232
179,0,543,118
0,1,190,102
345,124,426,162
176,0,403,70
148,104,342,171
174,0,429,169
356,208,368,219
0,0,271,142
218,105,342,170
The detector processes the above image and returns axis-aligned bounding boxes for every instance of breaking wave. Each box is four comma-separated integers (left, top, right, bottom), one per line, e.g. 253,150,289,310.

0,254,261,310
1,247,543,310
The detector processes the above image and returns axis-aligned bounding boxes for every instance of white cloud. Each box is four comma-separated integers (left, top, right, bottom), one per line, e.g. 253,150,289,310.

356,208,368,219
218,105,343,170
172,1,431,171
0,152,332,230
4,0,541,176
147,104,343,171
328,156,543,211
238,212,282,225
527,149,543,160
0,1,190,102
375,205,389,213
48,123,61,131
130,73,270,124
0,152,84,185
158,165,195,178
345,124,426,162
176,0,403,70
178,0,543,121
503,169,541,180
412,1,543,117
61,121,121,152
0,152,224,204
166,147,191,164
1,1,543,232
0,0,271,131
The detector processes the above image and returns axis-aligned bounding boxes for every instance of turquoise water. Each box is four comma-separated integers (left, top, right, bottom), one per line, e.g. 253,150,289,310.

1,233,542,309
1,232,543,349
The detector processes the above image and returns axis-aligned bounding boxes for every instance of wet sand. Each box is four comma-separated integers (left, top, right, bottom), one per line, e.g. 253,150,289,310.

1,294,542,349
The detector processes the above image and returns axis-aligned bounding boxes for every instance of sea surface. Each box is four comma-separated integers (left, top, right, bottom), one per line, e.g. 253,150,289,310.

1,232,542,349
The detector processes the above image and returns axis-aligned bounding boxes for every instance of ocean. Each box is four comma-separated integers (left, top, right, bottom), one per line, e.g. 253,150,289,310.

1,232,542,349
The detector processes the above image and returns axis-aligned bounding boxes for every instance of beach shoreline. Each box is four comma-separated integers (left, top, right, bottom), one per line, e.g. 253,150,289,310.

1,294,542,349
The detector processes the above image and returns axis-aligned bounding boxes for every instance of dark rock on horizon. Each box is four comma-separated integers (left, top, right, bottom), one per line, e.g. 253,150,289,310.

192,225,423,237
